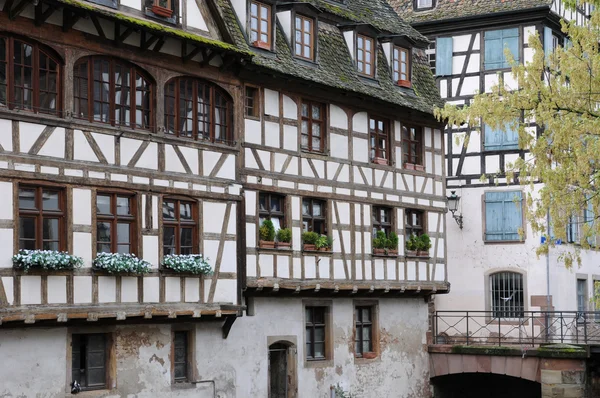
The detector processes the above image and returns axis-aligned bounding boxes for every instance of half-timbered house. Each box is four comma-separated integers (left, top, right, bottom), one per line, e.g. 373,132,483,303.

392,0,600,318
0,0,448,396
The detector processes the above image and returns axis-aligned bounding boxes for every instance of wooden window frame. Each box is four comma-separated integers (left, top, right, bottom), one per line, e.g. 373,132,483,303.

402,124,423,167
250,1,272,48
294,14,315,61
405,209,424,237
393,46,411,87
18,184,66,251
354,304,378,358
300,99,326,153
372,206,393,236
164,76,234,145
356,34,375,77
244,85,260,119
369,116,390,164
302,198,327,235
259,192,286,227
95,192,137,255
305,306,327,361
70,333,110,391
0,35,63,116
162,198,198,256
73,56,153,130
171,329,194,383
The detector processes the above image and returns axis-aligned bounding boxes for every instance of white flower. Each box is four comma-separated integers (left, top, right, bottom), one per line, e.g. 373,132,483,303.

162,254,212,274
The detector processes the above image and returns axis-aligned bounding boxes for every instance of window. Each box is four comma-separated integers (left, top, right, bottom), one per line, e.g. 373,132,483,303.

245,86,259,118
435,37,453,76
301,100,325,153
294,15,314,60
163,198,197,255
393,46,410,85
71,334,107,391
484,124,519,151
74,57,152,130
173,331,189,382
259,193,285,230
0,35,61,115
302,198,326,235
567,215,580,244
484,191,523,242
369,116,389,164
356,34,375,77
415,0,434,10
490,272,524,318
305,306,326,360
18,186,65,250
372,206,392,236
484,28,519,70
250,2,271,48
96,193,136,254
164,77,233,144
150,0,176,18
577,279,587,315
405,209,424,237
355,306,373,357
402,125,423,166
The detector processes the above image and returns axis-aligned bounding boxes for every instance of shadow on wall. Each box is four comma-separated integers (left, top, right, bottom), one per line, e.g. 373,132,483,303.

432,373,541,398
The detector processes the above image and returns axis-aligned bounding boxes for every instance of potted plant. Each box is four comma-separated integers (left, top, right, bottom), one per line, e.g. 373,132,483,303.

372,230,388,255
417,234,431,257
316,234,331,252
12,249,83,272
276,228,292,249
302,231,319,251
151,0,173,18
162,254,212,274
93,253,151,274
405,235,418,257
259,219,276,248
387,231,399,255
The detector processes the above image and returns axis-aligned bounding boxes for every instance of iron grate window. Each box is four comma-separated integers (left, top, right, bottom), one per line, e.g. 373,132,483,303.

490,272,524,318
71,334,107,391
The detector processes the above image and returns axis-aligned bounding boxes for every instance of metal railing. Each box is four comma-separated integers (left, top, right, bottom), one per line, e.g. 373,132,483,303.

433,311,600,346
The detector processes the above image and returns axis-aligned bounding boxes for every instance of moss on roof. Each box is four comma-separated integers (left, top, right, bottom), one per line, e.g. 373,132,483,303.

390,0,553,24
57,0,253,56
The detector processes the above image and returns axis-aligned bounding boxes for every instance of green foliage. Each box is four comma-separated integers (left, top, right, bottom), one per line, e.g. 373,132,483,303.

13,249,83,272
333,384,354,398
93,253,151,274
302,231,319,244
259,219,276,241
276,228,292,243
417,234,432,251
436,4,600,267
315,235,331,249
406,235,419,251
372,230,388,249
387,231,399,250
162,254,212,274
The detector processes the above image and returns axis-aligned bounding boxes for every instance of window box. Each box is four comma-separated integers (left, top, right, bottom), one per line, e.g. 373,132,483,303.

405,250,417,257
253,40,271,50
303,243,317,251
13,249,83,272
372,157,388,165
373,248,386,255
151,4,173,17
162,254,212,275
404,162,425,171
93,253,151,274
276,241,291,249
398,79,412,88
417,250,430,258
259,240,276,249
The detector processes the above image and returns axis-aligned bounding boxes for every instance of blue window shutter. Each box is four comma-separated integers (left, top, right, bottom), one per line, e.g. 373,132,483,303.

503,28,520,67
484,124,519,151
485,28,520,70
485,191,522,241
544,27,553,59
436,37,453,76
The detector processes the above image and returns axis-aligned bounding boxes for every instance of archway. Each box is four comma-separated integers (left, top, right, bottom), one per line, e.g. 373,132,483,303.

432,373,541,398
268,341,297,398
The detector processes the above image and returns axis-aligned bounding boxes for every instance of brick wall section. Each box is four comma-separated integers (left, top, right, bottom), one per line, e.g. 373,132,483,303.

540,359,586,398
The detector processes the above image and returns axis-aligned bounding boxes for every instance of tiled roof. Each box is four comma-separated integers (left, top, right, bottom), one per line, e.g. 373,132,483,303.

390,0,553,24
212,0,443,114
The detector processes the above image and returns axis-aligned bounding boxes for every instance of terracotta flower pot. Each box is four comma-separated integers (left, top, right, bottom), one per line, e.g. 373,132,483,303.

397,79,412,88
151,5,173,17
415,164,426,172
405,250,417,257
373,248,386,255
373,157,388,165
253,41,270,50
259,240,275,249
387,249,398,256
303,244,316,251
417,250,430,257
362,352,377,359
404,162,415,170
319,247,329,252
276,242,291,249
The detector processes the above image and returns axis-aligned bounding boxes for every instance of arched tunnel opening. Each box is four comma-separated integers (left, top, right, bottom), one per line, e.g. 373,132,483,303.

431,373,541,398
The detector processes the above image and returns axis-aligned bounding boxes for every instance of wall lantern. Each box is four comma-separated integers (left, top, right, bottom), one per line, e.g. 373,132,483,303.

447,190,463,229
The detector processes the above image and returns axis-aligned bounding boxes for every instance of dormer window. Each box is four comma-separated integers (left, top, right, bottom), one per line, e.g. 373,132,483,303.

250,1,272,50
414,0,435,10
294,15,314,60
393,46,411,88
357,34,375,77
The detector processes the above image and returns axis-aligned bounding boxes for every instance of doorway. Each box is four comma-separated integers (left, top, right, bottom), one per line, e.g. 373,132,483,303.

268,342,297,398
